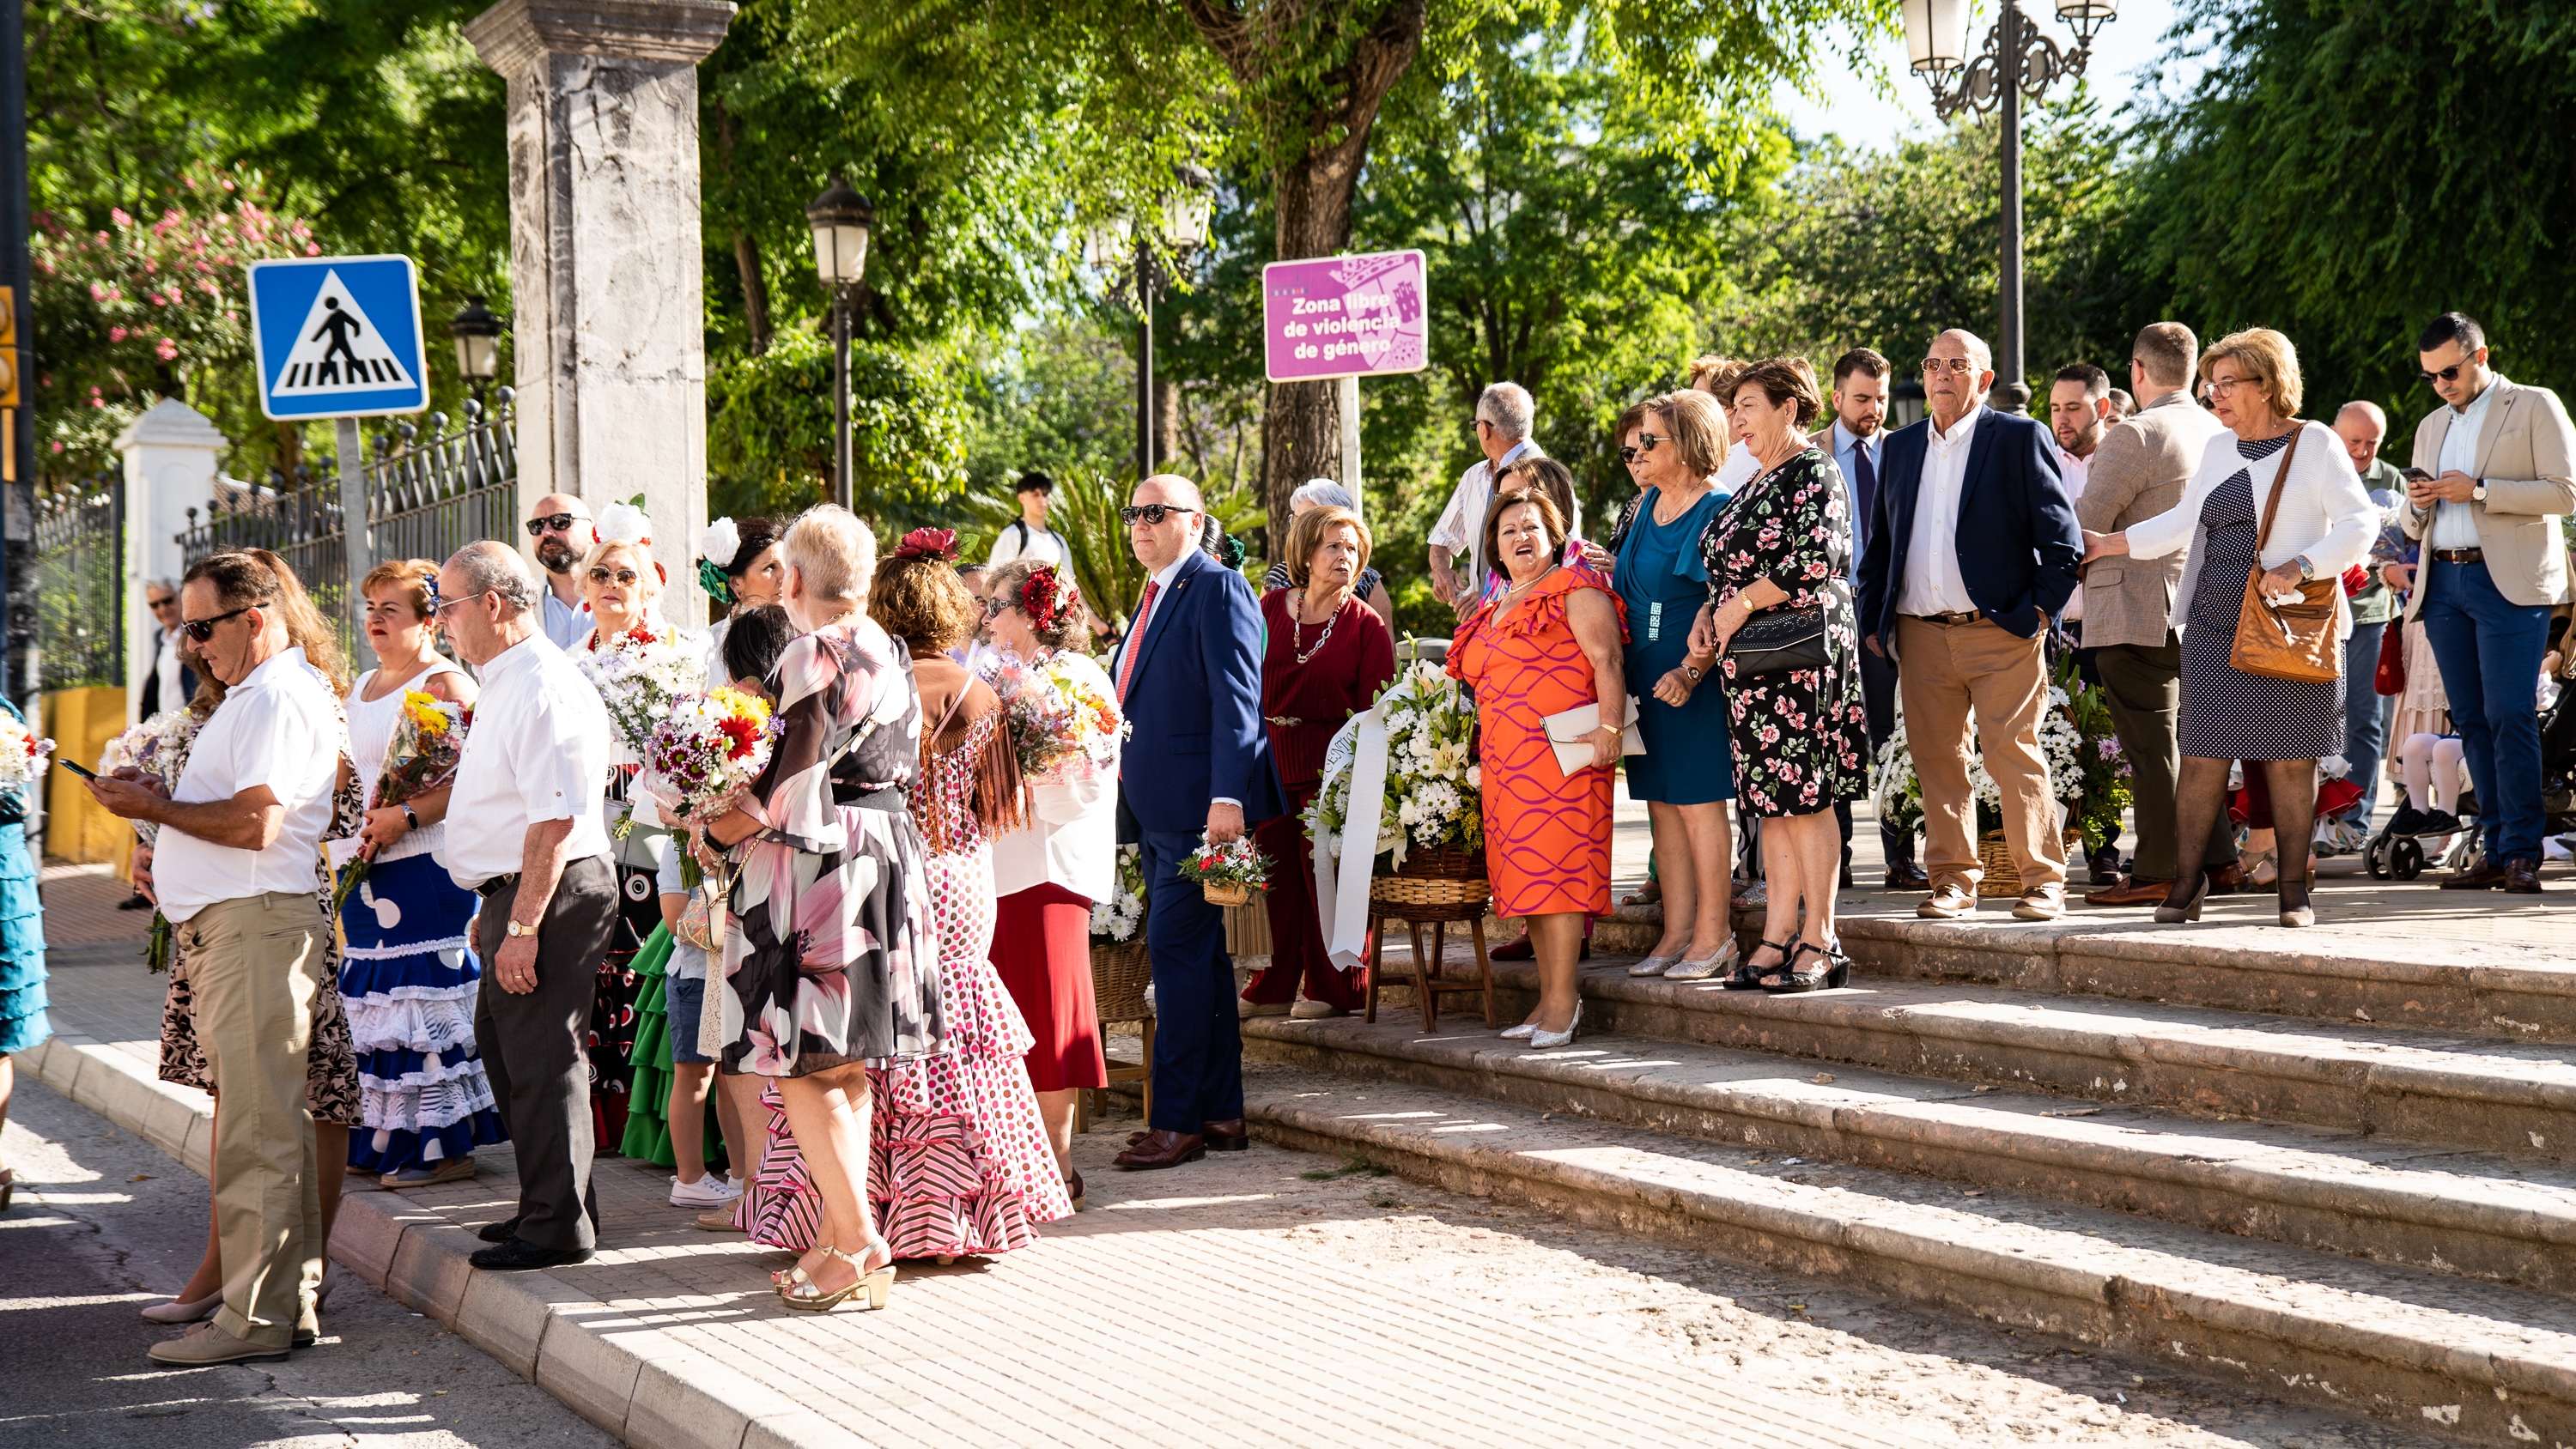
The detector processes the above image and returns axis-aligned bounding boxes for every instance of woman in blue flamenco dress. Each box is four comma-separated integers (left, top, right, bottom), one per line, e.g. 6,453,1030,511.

0,696,46,1211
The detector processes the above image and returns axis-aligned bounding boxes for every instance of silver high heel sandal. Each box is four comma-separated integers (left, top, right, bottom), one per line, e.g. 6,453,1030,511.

1528,1002,1583,1050
1625,955,1671,978
779,1240,894,1313
1662,939,1741,982
1499,1021,1540,1040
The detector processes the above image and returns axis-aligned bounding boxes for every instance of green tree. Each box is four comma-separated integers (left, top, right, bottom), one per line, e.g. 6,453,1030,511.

2121,0,2576,433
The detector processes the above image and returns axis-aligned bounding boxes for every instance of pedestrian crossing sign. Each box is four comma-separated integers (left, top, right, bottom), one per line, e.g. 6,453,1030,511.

247,254,430,421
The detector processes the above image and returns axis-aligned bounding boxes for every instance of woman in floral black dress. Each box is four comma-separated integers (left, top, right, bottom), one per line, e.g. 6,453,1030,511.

1693,358,1869,992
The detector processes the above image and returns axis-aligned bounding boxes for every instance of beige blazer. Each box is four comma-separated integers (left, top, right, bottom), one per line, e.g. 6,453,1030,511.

2073,389,2229,649
2401,375,2576,615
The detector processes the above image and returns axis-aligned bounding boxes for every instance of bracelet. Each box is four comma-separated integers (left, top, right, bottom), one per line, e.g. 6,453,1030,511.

401,803,419,829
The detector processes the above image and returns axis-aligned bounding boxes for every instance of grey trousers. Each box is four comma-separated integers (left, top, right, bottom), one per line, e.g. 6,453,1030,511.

2095,635,2235,883
472,854,618,1252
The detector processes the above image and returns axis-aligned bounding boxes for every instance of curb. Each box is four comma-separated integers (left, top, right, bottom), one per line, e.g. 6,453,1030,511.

21,1031,821,1449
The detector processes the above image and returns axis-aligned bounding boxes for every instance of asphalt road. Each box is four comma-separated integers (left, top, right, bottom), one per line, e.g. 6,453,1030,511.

0,1073,617,1449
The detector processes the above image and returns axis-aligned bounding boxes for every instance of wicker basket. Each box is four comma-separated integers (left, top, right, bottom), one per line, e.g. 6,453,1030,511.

1089,937,1153,1023
1370,846,1491,923
1201,880,1255,908
1975,828,2087,898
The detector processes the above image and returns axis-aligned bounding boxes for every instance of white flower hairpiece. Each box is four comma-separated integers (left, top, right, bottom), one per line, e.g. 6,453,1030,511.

698,516,741,566
596,500,653,548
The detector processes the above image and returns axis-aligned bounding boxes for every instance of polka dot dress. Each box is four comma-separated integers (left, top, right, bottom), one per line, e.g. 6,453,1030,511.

2178,431,2342,761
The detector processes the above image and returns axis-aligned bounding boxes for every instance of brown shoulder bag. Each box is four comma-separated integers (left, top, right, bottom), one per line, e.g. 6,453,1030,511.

2227,426,2342,683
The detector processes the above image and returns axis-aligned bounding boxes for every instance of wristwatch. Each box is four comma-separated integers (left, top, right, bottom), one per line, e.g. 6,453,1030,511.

400,803,419,829
1682,664,1704,682
2294,555,2316,581
507,919,538,938
2473,482,2489,503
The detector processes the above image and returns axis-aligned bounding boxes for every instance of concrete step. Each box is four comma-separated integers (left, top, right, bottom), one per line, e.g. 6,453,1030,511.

1241,1058,2576,1449
1463,956,2576,1166
1242,1008,2576,1297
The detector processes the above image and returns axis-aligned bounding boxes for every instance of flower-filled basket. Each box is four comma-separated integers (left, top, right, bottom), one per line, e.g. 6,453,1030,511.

1087,844,1152,1023
1176,833,1271,909
1309,660,1489,920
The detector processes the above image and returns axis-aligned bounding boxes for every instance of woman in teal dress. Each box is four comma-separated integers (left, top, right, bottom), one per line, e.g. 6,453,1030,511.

0,697,48,1211
1614,390,1738,983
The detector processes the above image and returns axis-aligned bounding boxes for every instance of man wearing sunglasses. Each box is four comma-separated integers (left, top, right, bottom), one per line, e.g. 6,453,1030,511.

1107,474,1284,1171
1429,382,1544,613
2399,312,2576,893
137,579,197,718
87,553,345,1363
1856,328,2083,921
523,493,598,650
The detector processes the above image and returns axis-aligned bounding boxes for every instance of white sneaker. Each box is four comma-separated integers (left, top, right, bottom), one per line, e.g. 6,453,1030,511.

670,1173,744,1209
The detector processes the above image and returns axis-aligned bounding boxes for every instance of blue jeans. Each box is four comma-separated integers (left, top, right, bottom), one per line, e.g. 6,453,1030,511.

2420,561,2551,863
1140,828,1245,1133
2341,621,2390,824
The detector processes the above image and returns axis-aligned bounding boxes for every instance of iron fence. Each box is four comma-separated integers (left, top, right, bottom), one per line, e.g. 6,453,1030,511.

179,390,519,661
33,477,125,690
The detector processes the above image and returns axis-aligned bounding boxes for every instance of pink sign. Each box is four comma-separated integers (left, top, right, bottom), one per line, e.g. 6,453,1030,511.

1261,250,1430,383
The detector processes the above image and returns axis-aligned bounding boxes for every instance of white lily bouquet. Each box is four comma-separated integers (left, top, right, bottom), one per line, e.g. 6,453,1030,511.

1309,658,1482,870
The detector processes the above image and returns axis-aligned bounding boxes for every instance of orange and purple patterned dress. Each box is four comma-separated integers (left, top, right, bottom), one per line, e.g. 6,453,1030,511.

1448,564,1627,918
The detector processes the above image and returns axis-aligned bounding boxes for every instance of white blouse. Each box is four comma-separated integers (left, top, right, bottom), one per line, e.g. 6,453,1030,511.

2123,419,2380,642
988,649,1121,903
347,660,471,864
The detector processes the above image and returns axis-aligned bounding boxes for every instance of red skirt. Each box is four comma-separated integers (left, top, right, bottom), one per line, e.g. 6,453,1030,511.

988,882,1109,1092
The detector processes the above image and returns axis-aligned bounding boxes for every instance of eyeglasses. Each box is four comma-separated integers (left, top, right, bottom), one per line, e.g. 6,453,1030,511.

1922,357,1978,375
525,512,585,537
146,595,178,611
429,590,492,619
1619,433,1669,464
179,603,252,643
2420,361,2473,384
586,567,641,586
1119,504,1199,526
2202,375,2246,398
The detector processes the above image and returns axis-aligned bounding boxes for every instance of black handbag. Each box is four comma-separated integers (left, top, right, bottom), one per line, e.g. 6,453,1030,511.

1728,605,1831,676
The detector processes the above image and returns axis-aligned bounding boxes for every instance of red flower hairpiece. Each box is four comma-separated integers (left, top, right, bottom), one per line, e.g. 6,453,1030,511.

1018,564,1078,632
892,527,959,563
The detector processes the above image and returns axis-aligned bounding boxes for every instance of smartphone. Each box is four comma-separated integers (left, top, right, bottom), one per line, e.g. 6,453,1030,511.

2402,467,2436,483
56,758,98,781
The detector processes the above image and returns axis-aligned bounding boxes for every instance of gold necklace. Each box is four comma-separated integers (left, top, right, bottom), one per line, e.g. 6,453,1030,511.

1290,589,1346,664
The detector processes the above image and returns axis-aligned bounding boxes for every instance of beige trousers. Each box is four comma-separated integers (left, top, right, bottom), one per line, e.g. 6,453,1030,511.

1895,615,2067,894
182,892,325,1349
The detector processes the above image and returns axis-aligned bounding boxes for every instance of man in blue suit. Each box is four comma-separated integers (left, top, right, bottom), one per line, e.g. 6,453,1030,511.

1856,329,2084,922
1109,474,1285,1170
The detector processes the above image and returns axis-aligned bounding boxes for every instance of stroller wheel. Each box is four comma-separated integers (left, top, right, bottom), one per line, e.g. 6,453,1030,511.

2394,836,2426,880
2365,834,2391,880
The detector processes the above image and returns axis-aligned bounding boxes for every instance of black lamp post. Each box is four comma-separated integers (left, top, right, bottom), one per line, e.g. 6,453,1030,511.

449,294,501,408
1088,165,1213,479
805,175,875,510
1903,0,2116,391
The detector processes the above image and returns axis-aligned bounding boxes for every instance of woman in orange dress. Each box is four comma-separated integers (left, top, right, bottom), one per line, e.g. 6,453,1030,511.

1447,489,1628,1050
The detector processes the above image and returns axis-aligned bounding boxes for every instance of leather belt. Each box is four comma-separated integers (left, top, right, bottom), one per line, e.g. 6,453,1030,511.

472,873,519,900
2430,548,2486,564
1905,609,1984,627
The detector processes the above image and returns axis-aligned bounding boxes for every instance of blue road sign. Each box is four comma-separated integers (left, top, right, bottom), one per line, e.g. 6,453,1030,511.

247,255,430,421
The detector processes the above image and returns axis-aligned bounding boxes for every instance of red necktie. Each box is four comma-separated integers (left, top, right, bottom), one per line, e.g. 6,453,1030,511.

1116,579,1161,705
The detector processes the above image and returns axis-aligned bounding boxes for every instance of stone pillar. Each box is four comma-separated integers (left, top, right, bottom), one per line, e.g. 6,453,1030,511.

466,0,733,629
114,397,226,725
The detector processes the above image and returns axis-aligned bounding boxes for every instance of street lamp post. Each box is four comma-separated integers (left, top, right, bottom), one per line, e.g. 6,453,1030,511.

449,294,502,408
1902,0,2116,391
1088,167,1214,479
805,176,875,511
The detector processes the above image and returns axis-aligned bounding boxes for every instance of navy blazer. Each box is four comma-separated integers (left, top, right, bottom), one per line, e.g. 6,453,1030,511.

1112,549,1286,832
1856,405,2083,646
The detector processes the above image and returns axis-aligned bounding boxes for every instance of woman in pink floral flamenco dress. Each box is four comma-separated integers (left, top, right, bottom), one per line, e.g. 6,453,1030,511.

739,530,1072,1264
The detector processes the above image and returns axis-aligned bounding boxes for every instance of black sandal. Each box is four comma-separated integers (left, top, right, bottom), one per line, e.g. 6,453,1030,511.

1723,937,1791,991
1760,940,1853,995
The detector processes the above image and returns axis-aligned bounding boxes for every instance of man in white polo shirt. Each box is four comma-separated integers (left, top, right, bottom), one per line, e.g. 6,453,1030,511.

434,540,619,1270
88,551,343,1365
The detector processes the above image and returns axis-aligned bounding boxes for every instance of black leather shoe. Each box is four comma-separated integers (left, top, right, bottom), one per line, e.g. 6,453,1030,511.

468,1239,594,1270
2506,858,2545,894
1882,860,1929,891
2442,860,2510,890
476,1216,523,1244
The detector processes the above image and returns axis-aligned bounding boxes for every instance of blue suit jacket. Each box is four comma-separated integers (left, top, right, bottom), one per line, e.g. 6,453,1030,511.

1113,549,1286,832
1856,405,2084,646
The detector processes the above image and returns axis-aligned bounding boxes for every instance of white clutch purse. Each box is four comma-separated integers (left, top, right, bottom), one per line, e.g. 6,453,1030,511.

1541,695,1644,781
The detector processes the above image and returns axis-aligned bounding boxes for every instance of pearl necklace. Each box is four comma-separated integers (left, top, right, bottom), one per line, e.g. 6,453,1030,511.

1290,589,1347,664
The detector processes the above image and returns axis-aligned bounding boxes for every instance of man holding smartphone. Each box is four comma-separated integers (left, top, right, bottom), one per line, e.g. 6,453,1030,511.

2399,312,2576,893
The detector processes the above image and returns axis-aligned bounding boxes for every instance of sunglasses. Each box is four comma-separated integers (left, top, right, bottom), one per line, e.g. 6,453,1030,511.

179,603,252,643
586,567,641,586
1922,357,1978,375
1119,504,1199,526
525,512,585,537
2420,361,2474,384
147,595,178,610
1619,433,1669,464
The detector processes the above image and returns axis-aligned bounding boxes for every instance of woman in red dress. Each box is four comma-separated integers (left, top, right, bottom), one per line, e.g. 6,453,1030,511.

1241,506,1398,1019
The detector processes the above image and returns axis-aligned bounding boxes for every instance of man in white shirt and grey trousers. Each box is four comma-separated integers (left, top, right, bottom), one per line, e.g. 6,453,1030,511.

434,541,619,1270
88,552,343,1364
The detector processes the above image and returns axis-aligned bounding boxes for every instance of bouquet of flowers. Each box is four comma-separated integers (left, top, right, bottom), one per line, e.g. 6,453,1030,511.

98,709,202,846
1176,832,1271,907
1089,842,1146,943
982,650,1127,785
1309,658,1482,870
1874,652,2131,852
574,622,707,761
332,692,472,914
0,710,52,792
641,686,780,832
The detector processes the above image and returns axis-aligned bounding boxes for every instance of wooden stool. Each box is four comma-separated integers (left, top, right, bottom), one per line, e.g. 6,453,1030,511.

1362,850,1494,1032
1079,938,1154,1132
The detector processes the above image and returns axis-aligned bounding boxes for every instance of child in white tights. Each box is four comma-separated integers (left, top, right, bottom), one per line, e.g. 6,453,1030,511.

2394,733,2468,833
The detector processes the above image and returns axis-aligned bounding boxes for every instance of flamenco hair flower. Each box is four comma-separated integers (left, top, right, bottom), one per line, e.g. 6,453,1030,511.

892,527,959,563
595,500,653,548
1017,565,1078,632
697,516,742,567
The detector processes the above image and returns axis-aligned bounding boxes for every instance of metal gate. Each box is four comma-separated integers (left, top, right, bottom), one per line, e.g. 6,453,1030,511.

33,479,125,691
